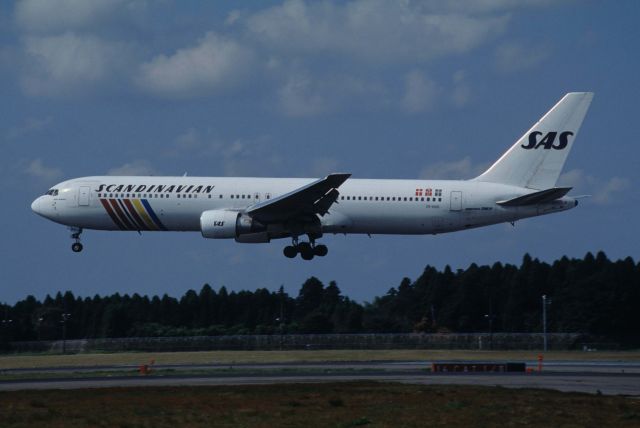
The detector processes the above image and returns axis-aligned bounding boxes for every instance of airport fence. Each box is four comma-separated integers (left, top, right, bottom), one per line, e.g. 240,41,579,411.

4,332,591,354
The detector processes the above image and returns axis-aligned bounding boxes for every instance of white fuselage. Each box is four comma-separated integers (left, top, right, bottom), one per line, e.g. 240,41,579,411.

31,176,576,238
29,93,591,258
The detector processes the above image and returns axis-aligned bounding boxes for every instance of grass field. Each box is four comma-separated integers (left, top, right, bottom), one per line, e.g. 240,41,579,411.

1,349,638,370
0,382,638,427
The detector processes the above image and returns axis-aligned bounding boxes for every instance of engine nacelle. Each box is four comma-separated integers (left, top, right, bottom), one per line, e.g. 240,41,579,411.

200,210,239,239
200,210,269,242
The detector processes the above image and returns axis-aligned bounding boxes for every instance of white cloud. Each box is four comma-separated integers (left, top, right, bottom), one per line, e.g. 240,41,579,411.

6,116,53,139
277,72,331,117
107,160,156,176
595,177,629,204
21,32,131,96
494,41,550,73
558,169,630,205
245,0,510,64
217,137,283,176
173,128,202,151
401,70,438,113
24,158,62,180
421,0,558,14
15,0,141,33
419,157,485,179
136,32,254,98
312,157,341,177
276,68,387,117
451,70,471,107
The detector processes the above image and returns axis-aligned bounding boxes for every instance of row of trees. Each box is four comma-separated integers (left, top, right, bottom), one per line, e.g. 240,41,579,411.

1,252,638,344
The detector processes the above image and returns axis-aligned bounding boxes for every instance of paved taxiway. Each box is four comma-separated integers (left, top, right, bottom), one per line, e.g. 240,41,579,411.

1,360,638,396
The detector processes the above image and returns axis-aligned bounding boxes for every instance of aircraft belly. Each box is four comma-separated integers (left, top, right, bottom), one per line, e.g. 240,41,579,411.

329,206,438,235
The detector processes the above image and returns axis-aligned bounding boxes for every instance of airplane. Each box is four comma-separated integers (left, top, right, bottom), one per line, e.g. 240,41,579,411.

31,92,593,260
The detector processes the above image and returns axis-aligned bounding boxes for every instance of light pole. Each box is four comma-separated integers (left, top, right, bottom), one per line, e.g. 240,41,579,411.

484,314,494,350
37,317,44,341
277,286,285,350
542,295,551,352
484,297,495,350
61,313,71,354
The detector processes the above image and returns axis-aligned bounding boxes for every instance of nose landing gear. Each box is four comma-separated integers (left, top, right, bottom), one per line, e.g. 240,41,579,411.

70,227,83,253
282,237,328,260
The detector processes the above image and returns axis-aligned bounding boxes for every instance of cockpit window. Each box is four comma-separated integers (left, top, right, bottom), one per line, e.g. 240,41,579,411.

45,189,59,196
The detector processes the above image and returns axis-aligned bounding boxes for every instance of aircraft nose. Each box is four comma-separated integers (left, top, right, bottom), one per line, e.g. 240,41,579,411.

31,197,42,215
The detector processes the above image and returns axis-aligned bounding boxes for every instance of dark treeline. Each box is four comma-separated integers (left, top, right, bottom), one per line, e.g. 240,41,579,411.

1,252,638,344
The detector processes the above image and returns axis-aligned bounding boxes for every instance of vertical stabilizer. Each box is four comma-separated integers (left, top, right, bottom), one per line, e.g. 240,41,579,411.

473,92,593,189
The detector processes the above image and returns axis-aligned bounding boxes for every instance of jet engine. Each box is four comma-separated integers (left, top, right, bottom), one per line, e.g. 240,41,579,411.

200,210,269,243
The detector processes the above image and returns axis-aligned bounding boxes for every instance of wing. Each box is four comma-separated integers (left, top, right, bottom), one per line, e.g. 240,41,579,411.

247,173,351,223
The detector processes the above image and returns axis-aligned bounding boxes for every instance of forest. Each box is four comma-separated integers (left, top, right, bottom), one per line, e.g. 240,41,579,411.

1,252,638,345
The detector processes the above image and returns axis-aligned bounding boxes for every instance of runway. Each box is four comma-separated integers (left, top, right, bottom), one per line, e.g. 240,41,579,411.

2,360,639,396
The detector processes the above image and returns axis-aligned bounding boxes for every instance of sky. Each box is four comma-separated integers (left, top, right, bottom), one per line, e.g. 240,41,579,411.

1,0,638,304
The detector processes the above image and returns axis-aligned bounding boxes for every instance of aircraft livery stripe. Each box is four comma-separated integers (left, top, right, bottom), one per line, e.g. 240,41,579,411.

123,199,151,231
117,199,142,230
100,199,125,230
108,199,134,230
122,199,149,230
141,199,167,231
131,199,158,230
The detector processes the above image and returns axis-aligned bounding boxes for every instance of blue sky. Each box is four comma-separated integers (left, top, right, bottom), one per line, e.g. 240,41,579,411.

1,0,638,304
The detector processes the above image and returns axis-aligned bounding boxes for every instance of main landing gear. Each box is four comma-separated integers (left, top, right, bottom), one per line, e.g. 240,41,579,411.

70,227,83,253
283,237,328,260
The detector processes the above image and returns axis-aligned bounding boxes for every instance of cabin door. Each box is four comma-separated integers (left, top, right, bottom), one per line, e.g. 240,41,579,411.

450,191,462,211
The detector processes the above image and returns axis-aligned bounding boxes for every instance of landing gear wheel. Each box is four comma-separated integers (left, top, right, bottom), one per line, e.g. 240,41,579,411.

314,244,328,257
283,245,298,258
69,227,84,253
298,242,314,260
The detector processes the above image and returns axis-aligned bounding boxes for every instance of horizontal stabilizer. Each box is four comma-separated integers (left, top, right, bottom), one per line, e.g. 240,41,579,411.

496,187,572,206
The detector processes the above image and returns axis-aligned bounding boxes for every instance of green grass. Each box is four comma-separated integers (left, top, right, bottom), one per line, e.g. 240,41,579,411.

0,382,638,427
1,349,638,370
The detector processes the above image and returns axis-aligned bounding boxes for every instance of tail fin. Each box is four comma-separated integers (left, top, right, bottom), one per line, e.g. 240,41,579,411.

473,92,594,189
